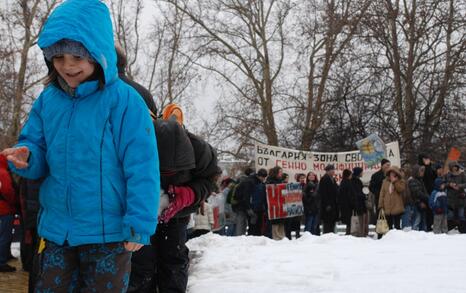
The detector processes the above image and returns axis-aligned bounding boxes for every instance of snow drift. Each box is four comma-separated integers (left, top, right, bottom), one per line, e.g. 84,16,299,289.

187,231,466,293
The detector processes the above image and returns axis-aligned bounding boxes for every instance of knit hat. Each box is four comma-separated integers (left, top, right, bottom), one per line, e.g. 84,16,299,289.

352,167,363,177
43,39,93,61
434,178,446,190
381,158,390,167
324,164,335,171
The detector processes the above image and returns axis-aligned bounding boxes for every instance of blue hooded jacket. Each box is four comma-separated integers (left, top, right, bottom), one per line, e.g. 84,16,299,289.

9,0,160,246
429,178,448,214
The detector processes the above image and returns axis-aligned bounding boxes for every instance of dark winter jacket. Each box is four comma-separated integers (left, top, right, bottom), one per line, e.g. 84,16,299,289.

233,174,265,212
369,170,385,209
351,177,367,215
445,171,466,209
319,174,339,222
0,155,16,216
418,155,436,194
119,74,157,115
154,117,196,186
19,178,43,230
251,180,267,212
407,177,429,207
338,178,354,225
303,182,320,215
172,132,219,219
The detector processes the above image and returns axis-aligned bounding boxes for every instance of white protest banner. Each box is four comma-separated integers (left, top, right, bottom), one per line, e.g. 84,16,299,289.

255,141,401,183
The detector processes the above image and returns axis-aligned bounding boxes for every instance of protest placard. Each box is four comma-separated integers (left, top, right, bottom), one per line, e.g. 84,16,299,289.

356,134,386,168
266,183,304,220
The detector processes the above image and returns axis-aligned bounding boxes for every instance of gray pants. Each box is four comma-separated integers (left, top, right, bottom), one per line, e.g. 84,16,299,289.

433,214,448,234
235,210,248,236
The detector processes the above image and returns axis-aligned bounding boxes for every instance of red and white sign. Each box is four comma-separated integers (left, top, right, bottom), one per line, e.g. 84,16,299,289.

266,183,304,220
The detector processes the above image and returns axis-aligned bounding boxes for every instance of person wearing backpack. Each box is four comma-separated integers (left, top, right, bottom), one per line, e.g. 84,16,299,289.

429,178,449,234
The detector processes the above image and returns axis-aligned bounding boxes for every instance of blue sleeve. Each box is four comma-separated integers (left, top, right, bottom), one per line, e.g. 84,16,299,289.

112,89,160,245
9,95,49,179
428,191,435,210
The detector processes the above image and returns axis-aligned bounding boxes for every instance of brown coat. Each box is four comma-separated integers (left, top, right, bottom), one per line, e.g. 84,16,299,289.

378,167,406,215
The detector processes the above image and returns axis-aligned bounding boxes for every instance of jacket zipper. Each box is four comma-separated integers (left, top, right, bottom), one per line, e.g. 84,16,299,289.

64,99,77,240
100,117,109,243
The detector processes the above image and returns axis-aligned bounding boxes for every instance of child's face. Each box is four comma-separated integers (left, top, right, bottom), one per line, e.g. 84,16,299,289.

53,54,95,89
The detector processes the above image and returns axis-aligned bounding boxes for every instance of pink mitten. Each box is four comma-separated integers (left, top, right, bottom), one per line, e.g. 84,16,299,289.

159,186,195,223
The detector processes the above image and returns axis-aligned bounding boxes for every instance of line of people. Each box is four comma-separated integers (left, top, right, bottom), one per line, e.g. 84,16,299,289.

215,156,465,241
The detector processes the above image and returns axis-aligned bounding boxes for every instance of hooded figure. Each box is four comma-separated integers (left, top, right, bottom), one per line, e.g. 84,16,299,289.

446,161,466,211
9,0,160,247
378,167,406,216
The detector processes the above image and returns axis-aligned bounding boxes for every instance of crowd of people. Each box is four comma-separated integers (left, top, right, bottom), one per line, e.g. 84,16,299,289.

0,2,464,293
189,155,465,242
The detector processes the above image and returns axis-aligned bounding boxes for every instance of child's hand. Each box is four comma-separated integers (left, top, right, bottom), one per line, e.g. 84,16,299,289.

1,147,30,169
124,242,143,252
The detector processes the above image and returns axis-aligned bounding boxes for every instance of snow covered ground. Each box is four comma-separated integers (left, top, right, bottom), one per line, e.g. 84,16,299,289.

187,231,466,293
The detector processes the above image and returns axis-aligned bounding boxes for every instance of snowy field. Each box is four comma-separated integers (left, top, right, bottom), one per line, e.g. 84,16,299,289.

187,231,466,293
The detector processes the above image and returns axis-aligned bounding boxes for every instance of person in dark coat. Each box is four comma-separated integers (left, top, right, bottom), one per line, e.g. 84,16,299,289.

407,165,429,231
248,169,268,236
338,169,354,235
319,165,339,234
116,44,158,115
369,159,391,211
116,46,219,293
418,154,436,231
17,177,44,292
445,161,466,232
351,167,368,237
303,172,320,235
233,169,268,236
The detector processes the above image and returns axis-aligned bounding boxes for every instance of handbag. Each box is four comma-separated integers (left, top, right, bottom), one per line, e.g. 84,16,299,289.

350,211,360,236
376,209,389,235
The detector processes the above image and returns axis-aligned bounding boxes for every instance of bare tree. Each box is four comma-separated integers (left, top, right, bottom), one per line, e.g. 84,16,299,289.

164,0,293,151
363,0,466,162
109,0,198,115
0,0,60,148
284,0,372,150
110,0,143,79
145,2,200,113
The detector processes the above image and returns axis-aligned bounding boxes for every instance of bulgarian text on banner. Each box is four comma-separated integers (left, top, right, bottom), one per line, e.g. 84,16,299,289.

255,142,401,183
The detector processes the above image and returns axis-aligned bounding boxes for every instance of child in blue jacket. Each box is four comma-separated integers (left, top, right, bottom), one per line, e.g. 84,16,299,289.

1,0,160,291
429,178,448,234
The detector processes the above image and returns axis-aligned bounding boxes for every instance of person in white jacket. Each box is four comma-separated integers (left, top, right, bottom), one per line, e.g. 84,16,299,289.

190,201,214,239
